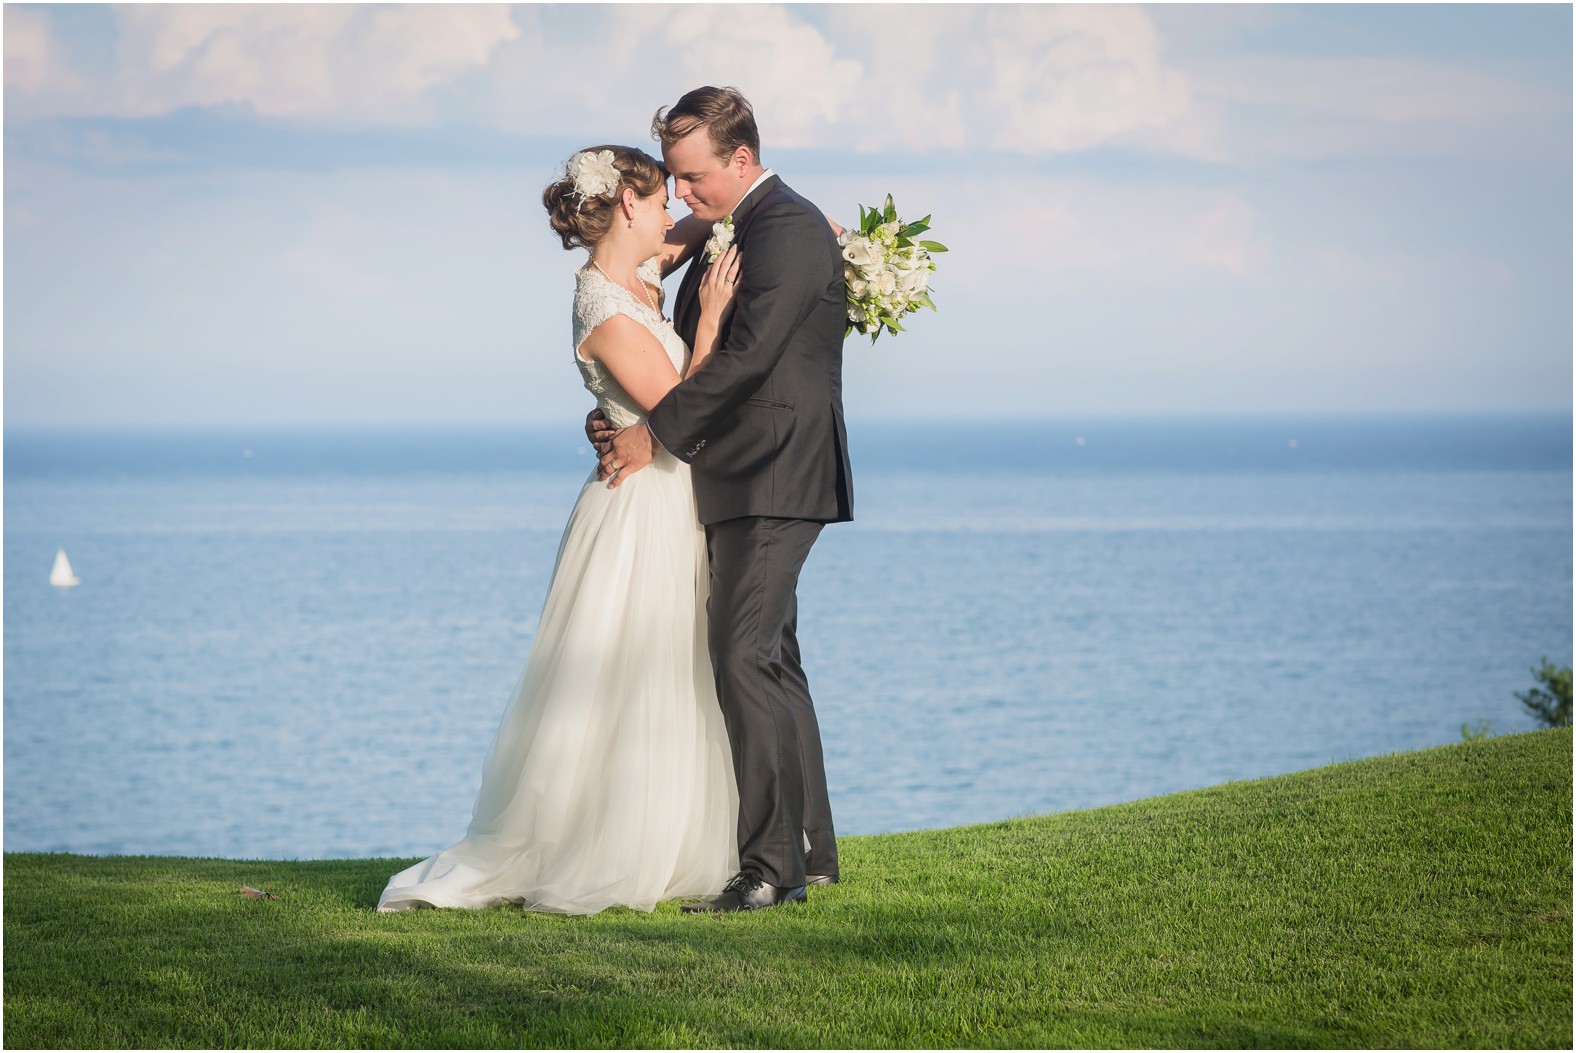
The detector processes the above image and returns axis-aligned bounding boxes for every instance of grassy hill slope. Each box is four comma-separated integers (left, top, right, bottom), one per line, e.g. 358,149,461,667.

5,728,1570,1048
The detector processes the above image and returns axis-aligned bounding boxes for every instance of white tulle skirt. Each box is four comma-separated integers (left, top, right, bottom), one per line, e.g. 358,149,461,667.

378,450,739,914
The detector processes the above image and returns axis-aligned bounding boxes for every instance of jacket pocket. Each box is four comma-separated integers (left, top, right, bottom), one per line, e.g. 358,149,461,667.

743,395,794,411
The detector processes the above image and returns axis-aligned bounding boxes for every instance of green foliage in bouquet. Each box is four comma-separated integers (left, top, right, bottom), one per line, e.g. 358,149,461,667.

843,194,948,343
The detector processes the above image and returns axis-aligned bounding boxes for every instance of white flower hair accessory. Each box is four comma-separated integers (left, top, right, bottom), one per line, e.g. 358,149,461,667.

565,149,622,212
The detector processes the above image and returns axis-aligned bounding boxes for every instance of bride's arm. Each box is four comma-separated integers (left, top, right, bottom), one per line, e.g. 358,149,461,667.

656,214,711,276
579,317,683,414
582,250,740,408
586,250,742,486
658,212,842,278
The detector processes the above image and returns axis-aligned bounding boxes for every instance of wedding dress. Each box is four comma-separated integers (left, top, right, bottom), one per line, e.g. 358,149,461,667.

378,259,738,914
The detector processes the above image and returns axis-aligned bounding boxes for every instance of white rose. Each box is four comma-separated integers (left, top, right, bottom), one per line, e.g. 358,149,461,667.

877,270,896,296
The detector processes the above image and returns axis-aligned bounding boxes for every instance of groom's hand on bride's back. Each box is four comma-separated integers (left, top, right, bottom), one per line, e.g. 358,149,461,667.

586,408,615,451
586,407,628,484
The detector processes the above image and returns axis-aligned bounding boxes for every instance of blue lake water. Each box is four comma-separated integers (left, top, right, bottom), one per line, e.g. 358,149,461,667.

4,414,1571,859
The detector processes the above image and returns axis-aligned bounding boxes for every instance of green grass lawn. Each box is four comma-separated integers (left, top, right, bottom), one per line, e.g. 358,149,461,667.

5,727,1570,1049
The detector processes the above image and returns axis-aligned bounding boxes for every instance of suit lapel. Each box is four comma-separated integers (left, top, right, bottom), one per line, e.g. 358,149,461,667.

675,253,706,345
728,174,779,229
676,175,782,344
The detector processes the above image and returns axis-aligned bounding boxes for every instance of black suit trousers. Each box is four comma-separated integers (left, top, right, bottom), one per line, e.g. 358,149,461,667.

705,516,838,887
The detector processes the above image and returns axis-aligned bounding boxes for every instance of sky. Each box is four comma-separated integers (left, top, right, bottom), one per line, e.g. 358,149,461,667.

3,2,1572,428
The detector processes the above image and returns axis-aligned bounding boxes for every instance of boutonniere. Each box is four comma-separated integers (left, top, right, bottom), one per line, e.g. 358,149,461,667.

705,214,735,263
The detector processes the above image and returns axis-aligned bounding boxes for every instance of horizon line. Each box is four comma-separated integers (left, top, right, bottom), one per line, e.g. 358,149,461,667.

5,408,1574,433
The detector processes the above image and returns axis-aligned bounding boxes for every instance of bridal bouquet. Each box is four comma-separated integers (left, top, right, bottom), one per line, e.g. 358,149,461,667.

840,195,946,342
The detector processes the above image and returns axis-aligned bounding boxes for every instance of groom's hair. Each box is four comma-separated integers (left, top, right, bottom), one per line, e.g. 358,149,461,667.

652,86,761,166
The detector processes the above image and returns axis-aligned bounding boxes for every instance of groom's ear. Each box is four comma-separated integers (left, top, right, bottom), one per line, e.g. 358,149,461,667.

729,144,755,172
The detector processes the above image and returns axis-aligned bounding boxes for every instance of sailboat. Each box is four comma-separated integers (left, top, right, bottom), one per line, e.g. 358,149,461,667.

50,549,81,588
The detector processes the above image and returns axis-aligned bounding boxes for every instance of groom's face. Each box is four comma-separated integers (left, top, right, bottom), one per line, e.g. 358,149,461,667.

663,130,746,223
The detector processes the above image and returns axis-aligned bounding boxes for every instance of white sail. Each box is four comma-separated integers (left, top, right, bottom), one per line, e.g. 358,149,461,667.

50,549,80,588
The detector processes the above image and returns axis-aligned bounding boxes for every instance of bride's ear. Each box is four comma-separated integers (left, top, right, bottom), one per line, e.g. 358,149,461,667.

620,187,638,220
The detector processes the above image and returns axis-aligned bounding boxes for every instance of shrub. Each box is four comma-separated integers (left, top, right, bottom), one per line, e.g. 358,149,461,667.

1515,658,1572,728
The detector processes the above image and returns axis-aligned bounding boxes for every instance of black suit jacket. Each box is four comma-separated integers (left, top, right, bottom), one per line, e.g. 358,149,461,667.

649,175,854,526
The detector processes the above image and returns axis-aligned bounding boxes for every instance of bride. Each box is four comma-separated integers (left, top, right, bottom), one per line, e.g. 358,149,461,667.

378,145,744,914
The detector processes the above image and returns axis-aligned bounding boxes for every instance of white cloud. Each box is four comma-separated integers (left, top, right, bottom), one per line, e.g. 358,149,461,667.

7,3,1564,168
7,4,1209,157
3,5,86,96
1188,53,1568,162
912,175,1268,289
1312,246,1404,288
659,5,864,144
276,206,399,299
485,4,1212,158
6,6,1568,425
7,3,521,123
483,4,867,150
21,124,189,166
968,5,1203,155
1198,55,1559,125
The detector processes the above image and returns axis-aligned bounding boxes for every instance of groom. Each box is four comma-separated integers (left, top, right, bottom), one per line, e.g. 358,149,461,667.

594,86,853,912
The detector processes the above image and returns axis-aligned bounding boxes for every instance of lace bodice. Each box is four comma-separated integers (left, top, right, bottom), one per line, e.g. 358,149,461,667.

573,258,689,429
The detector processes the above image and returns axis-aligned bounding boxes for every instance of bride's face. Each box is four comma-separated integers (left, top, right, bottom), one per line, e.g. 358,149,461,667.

629,184,676,255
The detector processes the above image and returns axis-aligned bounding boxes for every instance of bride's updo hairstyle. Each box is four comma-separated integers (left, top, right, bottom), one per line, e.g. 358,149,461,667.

544,145,667,251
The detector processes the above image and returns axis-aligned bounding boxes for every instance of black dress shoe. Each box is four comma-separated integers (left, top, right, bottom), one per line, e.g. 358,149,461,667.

681,872,807,913
805,873,839,886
